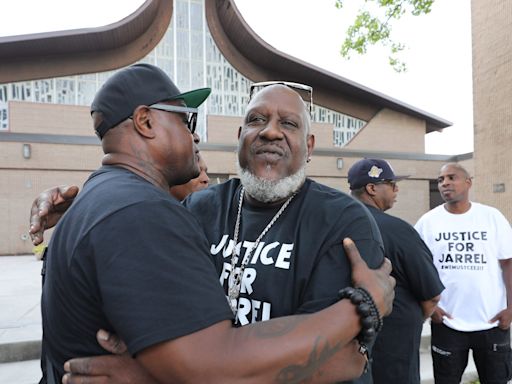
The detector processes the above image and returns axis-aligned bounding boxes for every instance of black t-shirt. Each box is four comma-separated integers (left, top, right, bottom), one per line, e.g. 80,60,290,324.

365,205,444,384
184,178,384,323
185,179,383,384
42,166,233,378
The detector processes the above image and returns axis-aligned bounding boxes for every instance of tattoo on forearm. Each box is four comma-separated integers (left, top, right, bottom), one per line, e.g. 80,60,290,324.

276,337,342,383
252,316,304,338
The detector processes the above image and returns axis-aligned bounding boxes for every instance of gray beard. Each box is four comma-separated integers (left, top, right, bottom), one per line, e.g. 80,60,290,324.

236,162,306,203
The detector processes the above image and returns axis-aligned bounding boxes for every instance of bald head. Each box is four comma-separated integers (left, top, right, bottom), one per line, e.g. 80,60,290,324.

237,83,315,203
247,84,311,135
437,162,472,210
440,162,471,179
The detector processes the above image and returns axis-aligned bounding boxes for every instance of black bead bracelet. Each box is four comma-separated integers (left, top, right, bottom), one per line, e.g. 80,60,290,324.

337,286,383,344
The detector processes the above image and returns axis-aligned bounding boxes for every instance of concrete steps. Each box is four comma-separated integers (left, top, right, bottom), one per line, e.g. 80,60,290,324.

0,359,41,384
0,256,43,383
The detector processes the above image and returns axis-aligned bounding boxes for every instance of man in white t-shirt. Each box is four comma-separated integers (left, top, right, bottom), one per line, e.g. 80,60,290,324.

415,162,512,384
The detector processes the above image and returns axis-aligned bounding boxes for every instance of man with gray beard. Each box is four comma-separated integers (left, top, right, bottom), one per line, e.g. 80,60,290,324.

30,82,385,383
184,83,384,334
180,83,382,384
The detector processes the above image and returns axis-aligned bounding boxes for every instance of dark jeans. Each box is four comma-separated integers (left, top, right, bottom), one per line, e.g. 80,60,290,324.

431,322,512,384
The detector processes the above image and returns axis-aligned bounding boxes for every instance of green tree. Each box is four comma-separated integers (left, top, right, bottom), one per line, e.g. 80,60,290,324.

336,0,434,72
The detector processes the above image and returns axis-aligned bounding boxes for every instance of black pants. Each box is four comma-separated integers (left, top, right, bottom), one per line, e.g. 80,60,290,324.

431,322,512,384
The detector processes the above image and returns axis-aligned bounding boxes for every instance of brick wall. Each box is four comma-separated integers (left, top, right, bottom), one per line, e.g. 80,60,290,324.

0,101,462,254
472,0,512,221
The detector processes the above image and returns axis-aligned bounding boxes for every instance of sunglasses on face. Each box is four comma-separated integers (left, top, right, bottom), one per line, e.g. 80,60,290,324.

148,103,199,134
374,180,398,191
249,81,313,116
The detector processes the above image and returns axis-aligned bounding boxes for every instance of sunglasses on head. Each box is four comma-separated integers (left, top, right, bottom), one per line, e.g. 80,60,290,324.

148,103,199,134
249,81,313,116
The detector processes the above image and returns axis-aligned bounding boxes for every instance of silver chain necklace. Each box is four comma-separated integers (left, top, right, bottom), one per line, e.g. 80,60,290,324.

227,187,296,318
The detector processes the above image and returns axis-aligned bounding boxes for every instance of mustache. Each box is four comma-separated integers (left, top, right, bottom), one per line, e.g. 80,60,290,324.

252,144,286,156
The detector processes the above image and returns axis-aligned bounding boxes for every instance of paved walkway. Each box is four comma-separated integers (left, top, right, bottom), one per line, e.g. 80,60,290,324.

0,254,480,383
0,255,42,383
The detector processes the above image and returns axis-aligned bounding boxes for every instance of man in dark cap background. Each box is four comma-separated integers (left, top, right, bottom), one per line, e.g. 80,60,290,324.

40,64,395,384
348,158,444,384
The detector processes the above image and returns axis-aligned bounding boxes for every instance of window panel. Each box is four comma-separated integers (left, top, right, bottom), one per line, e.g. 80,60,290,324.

191,61,204,89
0,102,7,130
56,78,76,105
177,30,190,58
77,80,97,106
191,32,203,60
0,86,7,103
177,60,190,89
176,0,189,29
11,82,33,101
33,80,54,103
190,1,203,31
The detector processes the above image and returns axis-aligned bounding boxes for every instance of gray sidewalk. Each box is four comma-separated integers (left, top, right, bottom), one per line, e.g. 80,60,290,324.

0,255,43,383
0,254,479,383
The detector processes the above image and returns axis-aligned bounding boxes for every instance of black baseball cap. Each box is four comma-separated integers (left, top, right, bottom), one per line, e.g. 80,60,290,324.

91,63,211,138
348,158,410,190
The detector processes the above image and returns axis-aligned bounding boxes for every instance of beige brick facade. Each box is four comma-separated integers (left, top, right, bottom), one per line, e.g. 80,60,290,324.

1,169,91,255
345,109,426,153
472,0,512,221
0,101,467,255
9,101,93,136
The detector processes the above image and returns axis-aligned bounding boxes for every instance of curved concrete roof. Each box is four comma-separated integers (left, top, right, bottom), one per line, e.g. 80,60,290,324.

0,0,172,83
0,0,449,132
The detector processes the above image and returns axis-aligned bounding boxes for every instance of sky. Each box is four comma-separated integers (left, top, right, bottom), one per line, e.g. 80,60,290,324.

1,0,473,155
234,0,474,155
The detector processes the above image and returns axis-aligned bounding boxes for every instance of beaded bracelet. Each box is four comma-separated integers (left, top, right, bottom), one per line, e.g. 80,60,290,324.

337,286,383,344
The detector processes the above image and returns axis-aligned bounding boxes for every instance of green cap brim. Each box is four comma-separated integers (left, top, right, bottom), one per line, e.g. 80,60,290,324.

169,87,211,108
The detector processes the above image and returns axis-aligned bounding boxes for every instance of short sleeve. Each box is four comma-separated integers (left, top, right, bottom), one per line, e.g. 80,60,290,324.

296,203,384,314
387,221,444,302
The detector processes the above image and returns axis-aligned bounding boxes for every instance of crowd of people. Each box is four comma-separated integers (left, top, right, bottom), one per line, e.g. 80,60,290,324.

28,63,512,384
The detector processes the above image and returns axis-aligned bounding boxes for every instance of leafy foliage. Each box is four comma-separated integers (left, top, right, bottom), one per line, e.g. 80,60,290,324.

336,0,434,72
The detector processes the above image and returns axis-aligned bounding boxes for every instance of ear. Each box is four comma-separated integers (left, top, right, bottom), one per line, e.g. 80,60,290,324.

131,105,156,139
364,183,377,197
306,134,315,158
237,126,242,139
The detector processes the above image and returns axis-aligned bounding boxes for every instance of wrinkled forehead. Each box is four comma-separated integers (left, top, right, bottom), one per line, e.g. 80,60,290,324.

246,84,308,114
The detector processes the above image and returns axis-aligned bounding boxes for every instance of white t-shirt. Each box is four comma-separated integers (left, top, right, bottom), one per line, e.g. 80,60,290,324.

415,202,512,331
